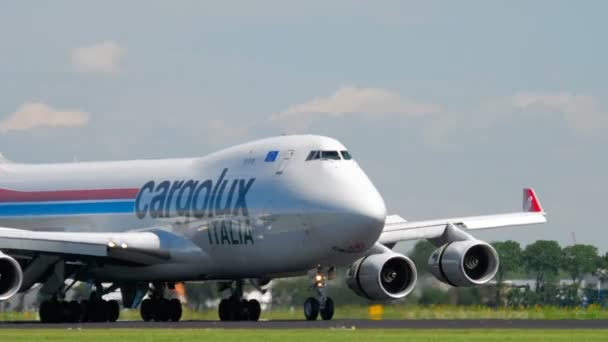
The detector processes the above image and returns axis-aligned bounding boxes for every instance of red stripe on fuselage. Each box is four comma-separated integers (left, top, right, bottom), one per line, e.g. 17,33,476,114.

0,188,139,203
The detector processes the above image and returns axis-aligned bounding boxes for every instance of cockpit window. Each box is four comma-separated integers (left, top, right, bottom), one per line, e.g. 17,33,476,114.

306,150,346,161
306,150,320,161
321,151,341,160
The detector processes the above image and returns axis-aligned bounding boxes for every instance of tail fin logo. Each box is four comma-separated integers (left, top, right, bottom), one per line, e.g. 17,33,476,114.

523,188,543,212
524,196,533,212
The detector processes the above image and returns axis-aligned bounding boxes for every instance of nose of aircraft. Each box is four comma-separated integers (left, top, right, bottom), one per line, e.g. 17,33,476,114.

318,165,387,251
340,178,387,240
342,184,386,223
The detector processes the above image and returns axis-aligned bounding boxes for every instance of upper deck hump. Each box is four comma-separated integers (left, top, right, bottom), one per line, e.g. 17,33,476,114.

205,135,347,157
0,135,346,189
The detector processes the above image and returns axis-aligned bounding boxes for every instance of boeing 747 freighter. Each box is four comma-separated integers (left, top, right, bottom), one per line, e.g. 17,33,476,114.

0,135,546,322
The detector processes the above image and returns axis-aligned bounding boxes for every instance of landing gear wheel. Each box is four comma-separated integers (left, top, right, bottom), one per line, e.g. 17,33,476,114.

139,297,181,322
218,280,263,322
37,281,125,323
140,299,153,321
227,299,240,321
219,297,258,321
169,298,183,322
218,299,230,321
304,297,320,321
79,300,89,322
67,301,81,323
99,300,111,322
86,300,100,322
156,298,171,322
247,299,261,321
238,299,249,321
108,300,120,322
86,300,102,322
47,301,60,323
58,301,70,323
39,300,52,323
320,297,334,321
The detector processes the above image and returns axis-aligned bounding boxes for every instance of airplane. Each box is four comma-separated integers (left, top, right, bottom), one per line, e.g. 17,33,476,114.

0,135,546,322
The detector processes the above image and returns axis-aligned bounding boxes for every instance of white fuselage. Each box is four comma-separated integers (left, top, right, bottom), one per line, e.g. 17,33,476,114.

0,136,387,281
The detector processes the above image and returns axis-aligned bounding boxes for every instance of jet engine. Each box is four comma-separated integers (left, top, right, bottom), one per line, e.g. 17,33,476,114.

346,252,417,301
0,252,23,300
428,240,498,287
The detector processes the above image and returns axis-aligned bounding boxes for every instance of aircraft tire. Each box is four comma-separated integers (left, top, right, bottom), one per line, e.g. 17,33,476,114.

79,300,90,322
320,297,334,321
219,297,260,321
227,298,240,321
86,300,100,322
218,299,230,321
57,301,69,323
304,297,319,321
38,298,121,323
101,300,112,322
108,300,120,322
67,301,81,323
169,298,182,322
237,299,249,321
85,301,95,322
47,301,60,323
247,299,261,321
39,300,52,323
140,299,153,321
155,298,171,322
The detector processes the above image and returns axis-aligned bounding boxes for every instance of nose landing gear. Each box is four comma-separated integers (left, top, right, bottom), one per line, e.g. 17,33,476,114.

304,267,335,321
218,280,261,321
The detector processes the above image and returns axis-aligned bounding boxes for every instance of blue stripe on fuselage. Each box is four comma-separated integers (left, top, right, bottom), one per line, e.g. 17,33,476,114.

0,200,135,217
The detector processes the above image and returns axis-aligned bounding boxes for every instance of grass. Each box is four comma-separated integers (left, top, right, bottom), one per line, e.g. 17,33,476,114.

3,304,608,321
0,329,607,342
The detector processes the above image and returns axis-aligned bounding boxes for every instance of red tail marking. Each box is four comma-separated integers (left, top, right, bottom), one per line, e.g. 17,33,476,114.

523,188,543,212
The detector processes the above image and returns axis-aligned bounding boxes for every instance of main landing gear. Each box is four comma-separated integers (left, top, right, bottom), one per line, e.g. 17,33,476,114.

39,286,120,323
218,280,261,321
140,283,183,322
304,268,335,321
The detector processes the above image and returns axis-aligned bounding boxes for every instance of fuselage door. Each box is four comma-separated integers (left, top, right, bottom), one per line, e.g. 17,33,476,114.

275,150,295,175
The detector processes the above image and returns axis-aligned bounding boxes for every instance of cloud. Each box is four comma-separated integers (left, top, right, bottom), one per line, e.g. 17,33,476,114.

71,41,127,74
424,91,608,148
274,85,442,119
509,92,608,137
273,87,607,147
0,103,90,133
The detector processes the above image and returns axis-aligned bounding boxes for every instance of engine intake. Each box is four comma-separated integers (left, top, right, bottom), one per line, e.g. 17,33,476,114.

0,252,23,300
346,252,417,301
429,240,498,287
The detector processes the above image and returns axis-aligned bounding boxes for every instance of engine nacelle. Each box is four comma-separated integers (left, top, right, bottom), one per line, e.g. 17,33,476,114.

346,252,417,301
0,252,23,300
428,240,499,287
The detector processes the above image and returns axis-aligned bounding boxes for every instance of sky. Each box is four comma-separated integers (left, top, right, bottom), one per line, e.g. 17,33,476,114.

0,1,606,250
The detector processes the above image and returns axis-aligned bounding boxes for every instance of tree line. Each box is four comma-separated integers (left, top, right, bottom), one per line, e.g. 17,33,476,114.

409,240,608,307
180,240,608,310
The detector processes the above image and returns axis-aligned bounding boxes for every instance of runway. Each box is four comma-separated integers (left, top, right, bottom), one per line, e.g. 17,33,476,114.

1,319,608,329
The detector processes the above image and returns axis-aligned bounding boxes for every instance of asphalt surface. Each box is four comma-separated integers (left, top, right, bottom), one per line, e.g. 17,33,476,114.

1,319,608,329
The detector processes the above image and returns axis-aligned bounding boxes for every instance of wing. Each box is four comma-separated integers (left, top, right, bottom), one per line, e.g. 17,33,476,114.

0,228,170,265
378,188,547,245
0,227,198,295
